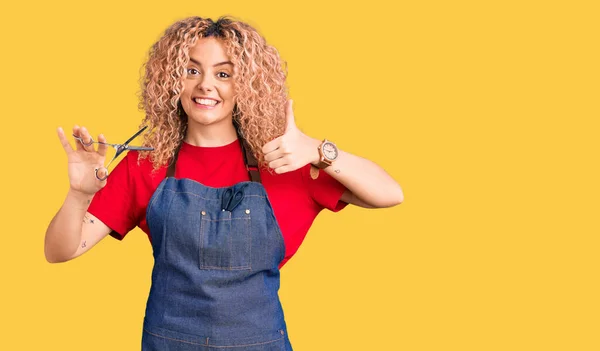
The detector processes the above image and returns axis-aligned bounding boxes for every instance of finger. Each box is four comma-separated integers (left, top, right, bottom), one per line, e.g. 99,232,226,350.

80,126,94,151
262,135,282,155
264,148,284,162
72,125,86,151
57,127,74,155
284,99,295,133
268,157,288,170
97,133,108,157
274,164,294,174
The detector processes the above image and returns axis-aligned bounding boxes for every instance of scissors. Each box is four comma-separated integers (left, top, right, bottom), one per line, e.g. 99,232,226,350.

221,184,248,212
73,126,154,181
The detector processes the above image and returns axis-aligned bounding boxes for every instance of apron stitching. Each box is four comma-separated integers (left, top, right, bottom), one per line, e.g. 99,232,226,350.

144,329,285,348
161,188,266,200
162,191,177,264
199,209,205,270
246,214,252,271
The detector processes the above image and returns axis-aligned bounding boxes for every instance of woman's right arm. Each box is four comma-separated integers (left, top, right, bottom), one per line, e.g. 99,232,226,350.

44,126,112,263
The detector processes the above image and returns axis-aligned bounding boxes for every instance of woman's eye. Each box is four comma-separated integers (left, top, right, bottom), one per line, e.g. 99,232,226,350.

217,72,230,78
187,68,200,75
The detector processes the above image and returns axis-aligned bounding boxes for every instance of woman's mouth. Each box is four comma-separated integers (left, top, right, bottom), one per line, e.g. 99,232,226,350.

193,97,220,109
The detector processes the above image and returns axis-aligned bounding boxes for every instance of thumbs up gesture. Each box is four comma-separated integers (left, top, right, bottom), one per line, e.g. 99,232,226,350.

262,100,321,174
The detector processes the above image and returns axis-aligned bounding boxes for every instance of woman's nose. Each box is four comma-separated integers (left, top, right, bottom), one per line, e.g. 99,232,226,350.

197,74,214,91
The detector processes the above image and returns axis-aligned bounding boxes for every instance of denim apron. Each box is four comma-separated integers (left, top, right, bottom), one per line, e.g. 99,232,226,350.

141,138,293,350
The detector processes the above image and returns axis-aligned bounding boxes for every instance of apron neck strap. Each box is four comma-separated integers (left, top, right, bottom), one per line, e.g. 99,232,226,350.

239,136,261,183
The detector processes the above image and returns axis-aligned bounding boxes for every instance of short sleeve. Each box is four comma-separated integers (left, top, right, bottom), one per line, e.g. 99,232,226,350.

302,164,349,212
87,152,139,240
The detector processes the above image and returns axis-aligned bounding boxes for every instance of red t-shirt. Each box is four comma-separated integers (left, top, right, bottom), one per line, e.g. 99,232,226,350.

88,139,348,268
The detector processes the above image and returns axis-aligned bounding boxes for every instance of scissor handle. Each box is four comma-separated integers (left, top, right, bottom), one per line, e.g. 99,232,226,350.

94,167,109,181
221,188,234,211
73,135,121,148
221,185,248,212
72,134,95,147
228,191,245,211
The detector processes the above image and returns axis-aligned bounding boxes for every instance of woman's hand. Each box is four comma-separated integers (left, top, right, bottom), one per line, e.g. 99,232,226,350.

262,100,321,174
57,125,108,195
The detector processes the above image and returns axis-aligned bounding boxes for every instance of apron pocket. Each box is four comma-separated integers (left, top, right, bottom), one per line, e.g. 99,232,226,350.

199,209,251,270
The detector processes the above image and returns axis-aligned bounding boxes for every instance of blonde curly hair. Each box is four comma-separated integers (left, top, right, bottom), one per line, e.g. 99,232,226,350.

137,16,288,169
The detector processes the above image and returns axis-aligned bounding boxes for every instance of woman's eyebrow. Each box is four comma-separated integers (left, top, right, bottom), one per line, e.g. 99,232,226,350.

214,61,233,67
189,58,233,67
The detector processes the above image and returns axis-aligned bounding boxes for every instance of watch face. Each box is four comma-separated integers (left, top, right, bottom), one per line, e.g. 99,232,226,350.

322,142,338,160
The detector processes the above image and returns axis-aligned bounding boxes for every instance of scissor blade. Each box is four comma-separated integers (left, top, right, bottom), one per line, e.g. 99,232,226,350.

97,141,121,147
122,126,148,147
126,146,154,151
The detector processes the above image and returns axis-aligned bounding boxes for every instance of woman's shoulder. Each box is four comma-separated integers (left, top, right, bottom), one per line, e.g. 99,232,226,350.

118,151,169,183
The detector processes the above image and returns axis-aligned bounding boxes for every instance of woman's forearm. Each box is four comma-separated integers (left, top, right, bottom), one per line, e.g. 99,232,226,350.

308,138,404,208
44,189,92,263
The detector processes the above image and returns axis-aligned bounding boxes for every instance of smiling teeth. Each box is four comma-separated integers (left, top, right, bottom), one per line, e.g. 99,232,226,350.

194,98,218,106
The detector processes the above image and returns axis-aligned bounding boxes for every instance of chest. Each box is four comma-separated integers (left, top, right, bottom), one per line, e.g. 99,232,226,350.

134,157,320,268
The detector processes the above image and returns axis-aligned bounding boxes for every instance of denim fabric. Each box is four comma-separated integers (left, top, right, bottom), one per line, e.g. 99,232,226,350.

142,178,292,350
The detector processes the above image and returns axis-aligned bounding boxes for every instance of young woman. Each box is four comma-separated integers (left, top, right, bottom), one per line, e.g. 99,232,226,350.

45,16,403,351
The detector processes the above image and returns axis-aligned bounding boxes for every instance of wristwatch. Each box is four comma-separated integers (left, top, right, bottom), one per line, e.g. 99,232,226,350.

316,139,339,169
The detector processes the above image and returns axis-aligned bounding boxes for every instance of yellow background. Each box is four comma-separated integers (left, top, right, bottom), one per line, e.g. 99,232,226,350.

0,0,598,350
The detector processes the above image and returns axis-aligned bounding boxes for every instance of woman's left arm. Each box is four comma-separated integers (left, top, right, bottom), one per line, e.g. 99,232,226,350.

262,100,403,209
308,140,404,209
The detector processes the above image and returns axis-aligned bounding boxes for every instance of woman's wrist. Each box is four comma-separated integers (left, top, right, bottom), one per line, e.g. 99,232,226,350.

307,137,323,166
66,189,94,210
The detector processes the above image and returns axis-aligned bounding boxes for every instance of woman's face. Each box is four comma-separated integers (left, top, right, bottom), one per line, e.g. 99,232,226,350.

180,37,235,128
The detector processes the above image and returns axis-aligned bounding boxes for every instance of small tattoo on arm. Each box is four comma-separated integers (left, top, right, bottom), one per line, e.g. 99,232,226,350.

81,241,87,248
87,200,91,204
334,169,341,174
83,215,95,224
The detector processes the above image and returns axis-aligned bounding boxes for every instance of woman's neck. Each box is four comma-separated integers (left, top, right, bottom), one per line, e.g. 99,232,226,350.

184,119,238,147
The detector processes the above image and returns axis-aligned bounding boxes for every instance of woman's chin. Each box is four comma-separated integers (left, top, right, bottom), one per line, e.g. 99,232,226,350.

188,114,232,127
